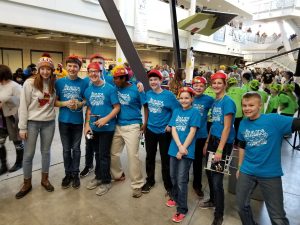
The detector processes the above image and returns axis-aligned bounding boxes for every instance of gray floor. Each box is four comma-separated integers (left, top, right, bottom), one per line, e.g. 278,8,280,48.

1,123,300,225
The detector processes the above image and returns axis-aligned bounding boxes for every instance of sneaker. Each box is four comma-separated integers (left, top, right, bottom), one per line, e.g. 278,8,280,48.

141,182,154,193
132,188,142,198
194,188,204,198
96,183,112,196
72,176,80,189
172,213,185,223
61,175,72,189
80,166,94,177
199,199,215,209
211,216,223,225
86,178,102,190
166,199,176,207
112,172,125,182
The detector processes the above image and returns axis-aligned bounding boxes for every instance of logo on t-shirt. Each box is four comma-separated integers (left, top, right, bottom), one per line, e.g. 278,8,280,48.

90,92,104,106
244,129,268,146
62,85,81,99
38,92,50,107
212,106,222,122
118,92,131,105
148,98,164,113
193,103,204,116
175,115,189,132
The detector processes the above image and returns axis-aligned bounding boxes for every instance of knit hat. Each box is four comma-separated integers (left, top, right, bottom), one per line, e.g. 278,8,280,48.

147,69,163,80
87,62,101,71
66,55,82,67
231,65,238,70
249,79,260,91
90,53,105,62
192,76,207,84
178,86,195,96
211,72,227,80
112,65,128,77
227,77,238,86
270,83,281,92
37,53,54,70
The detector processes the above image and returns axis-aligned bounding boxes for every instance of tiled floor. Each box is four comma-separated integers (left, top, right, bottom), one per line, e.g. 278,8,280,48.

0,124,300,225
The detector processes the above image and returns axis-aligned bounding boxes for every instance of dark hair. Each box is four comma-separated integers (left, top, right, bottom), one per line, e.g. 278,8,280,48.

285,71,293,79
66,58,82,68
0,64,13,82
242,72,252,81
114,74,129,81
242,91,262,102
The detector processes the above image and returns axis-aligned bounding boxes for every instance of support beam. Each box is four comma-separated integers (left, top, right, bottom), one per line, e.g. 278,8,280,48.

98,0,149,90
169,0,182,69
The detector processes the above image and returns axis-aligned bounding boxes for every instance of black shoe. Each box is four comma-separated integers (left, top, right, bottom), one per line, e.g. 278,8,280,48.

0,165,8,175
8,163,22,172
72,176,80,189
199,199,215,209
80,166,93,177
61,175,72,189
194,188,204,198
141,182,154,193
211,216,223,225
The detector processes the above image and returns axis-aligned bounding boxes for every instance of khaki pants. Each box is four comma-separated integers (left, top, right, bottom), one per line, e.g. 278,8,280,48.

110,124,144,189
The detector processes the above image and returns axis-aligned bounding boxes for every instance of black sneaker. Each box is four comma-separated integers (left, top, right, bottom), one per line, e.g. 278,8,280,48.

199,199,215,209
80,166,93,177
211,216,223,225
141,182,154,193
61,175,72,189
194,188,204,198
72,176,80,189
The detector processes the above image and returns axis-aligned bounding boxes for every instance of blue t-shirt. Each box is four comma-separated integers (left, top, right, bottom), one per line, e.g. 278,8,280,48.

83,72,114,87
210,95,236,143
237,113,293,177
193,94,214,139
146,89,180,134
84,83,119,132
168,107,201,159
55,76,88,124
116,84,146,126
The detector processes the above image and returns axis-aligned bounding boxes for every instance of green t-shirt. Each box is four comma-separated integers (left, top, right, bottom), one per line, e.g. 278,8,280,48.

266,95,279,114
226,86,246,118
279,93,298,115
204,86,216,99
241,83,250,92
257,90,268,114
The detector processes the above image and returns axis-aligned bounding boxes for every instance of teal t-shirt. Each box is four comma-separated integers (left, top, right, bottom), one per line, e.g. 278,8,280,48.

238,114,293,177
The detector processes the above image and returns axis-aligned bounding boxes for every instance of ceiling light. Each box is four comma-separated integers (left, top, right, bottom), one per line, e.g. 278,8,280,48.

75,39,91,44
33,34,51,39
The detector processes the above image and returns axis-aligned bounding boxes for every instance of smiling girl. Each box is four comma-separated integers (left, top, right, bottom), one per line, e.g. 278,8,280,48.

16,53,56,199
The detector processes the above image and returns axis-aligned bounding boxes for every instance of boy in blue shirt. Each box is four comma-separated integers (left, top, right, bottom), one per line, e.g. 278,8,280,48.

110,65,146,198
55,55,88,189
142,69,179,195
236,92,297,225
83,62,120,196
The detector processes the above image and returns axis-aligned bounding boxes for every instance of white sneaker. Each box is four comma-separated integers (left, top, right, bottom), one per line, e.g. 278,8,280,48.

96,183,112,196
86,178,101,190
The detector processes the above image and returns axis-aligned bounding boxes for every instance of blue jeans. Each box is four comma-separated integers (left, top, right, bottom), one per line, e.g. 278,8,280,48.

92,131,114,184
23,120,55,178
170,156,193,214
59,122,83,176
236,172,289,225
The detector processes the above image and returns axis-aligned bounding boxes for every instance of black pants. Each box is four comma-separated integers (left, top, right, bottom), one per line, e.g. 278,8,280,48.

193,138,206,191
205,135,233,218
85,137,94,169
234,117,242,144
145,128,172,191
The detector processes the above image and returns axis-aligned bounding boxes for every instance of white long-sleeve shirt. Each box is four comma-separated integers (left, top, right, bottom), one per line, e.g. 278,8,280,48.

0,80,21,117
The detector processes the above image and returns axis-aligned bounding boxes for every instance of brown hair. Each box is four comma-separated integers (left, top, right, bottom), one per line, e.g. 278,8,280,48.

242,91,262,102
33,72,56,95
0,64,13,82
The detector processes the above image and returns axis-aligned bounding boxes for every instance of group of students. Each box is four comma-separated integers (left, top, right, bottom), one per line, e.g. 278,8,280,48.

0,53,298,225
